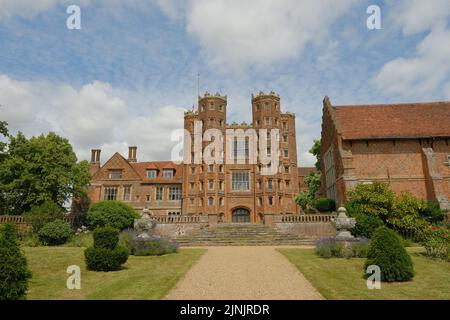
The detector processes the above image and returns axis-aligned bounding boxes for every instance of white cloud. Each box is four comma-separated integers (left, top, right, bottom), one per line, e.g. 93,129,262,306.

374,23,450,98
0,74,185,164
0,0,90,20
152,0,357,70
387,0,450,35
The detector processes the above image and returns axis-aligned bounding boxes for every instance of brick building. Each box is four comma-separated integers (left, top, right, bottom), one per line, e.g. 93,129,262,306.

88,148,183,216
320,97,450,209
182,91,299,223
88,91,307,221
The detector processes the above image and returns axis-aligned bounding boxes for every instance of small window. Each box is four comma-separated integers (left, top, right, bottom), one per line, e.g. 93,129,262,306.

268,196,273,206
201,104,205,112
219,105,223,111
284,149,289,158
283,135,288,143
219,198,224,206
219,180,224,191
284,166,289,173
209,164,214,173
146,195,150,202
268,179,273,190
278,180,282,190
265,117,270,126
219,119,223,127
108,170,122,179
210,103,215,110
190,183,194,190
191,167,195,175
208,180,214,191
208,197,214,206
190,198,194,205
282,122,287,130
267,147,271,156
163,169,174,179
219,165,223,173
258,197,262,206
147,170,157,179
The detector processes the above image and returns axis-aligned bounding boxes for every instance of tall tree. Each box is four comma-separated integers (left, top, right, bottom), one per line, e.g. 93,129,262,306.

0,132,90,215
0,121,8,156
309,139,321,170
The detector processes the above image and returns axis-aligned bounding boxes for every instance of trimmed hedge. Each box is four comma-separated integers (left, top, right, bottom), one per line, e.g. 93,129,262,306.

351,214,384,238
93,227,119,250
0,223,32,300
86,201,139,230
84,246,129,272
364,227,414,282
38,219,72,246
85,226,128,272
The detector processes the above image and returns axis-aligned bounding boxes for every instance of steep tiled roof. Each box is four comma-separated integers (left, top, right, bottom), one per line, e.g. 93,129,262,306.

130,161,183,182
331,101,450,140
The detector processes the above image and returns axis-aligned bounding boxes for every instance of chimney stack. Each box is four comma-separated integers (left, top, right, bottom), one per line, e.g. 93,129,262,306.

128,146,137,163
90,149,101,176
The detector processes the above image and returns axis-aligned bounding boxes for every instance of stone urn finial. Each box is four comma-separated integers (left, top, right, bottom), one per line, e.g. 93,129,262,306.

331,207,356,240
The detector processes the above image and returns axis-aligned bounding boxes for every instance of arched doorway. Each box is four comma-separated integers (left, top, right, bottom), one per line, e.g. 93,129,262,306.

232,208,250,223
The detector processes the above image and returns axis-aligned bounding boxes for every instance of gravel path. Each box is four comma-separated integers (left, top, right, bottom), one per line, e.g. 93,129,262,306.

164,246,323,300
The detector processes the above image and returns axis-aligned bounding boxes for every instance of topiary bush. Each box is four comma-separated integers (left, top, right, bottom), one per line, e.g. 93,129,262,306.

314,198,336,212
364,227,414,282
86,201,139,230
84,246,129,271
84,226,128,271
24,201,65,233
0,223,32,300
93,226,119,250
38,219,72,245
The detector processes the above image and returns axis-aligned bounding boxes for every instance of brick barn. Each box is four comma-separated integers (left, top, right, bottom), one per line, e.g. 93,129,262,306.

320,97,450,209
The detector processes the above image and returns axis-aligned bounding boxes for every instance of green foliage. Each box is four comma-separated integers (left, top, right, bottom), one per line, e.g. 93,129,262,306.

351,213,384,238
84,246,129,272
129,237,179,256
24,201,65,233
314,198,336,212
38,220,72,246
0,223,32,300
295,192,313,211
365,227,414,282
85,226,128,271
346,182,395,220
315,238,370,259
0,120,9,157
93,227,119,250
419,201,447,223
304,171,321,196
0,132,91,215
419,225,450,261
86,201,139,230
309,139,321,170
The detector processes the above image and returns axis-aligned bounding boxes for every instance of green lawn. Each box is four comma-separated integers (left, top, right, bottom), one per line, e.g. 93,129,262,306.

279,247,450,300
23,247,205,300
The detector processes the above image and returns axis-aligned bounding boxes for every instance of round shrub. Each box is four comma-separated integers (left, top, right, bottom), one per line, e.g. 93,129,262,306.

0,223,32,300
419,201,446,223
84,246,129,271
364,227,414,282
24,201,65,233
352,214,384,238
86,201,139,230
38,219,72,246
93,227,119,250
314,198,336,212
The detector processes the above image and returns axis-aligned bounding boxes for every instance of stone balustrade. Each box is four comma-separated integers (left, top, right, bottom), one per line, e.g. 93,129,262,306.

151,215,205,224
273,214,336,223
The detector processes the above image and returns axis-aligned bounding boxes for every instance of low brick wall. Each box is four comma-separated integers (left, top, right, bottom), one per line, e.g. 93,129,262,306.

274,222,336,238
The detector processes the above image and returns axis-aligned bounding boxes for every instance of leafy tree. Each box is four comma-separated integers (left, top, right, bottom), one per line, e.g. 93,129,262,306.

309,139,321,170
346,182,395,220
0,223,32,300
71,192,91,228
24,200,65,232
0,121,8,155
304,171,321,196
0,132,90,215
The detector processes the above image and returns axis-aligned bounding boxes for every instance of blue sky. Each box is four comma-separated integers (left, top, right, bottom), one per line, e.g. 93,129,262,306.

0,0,449,166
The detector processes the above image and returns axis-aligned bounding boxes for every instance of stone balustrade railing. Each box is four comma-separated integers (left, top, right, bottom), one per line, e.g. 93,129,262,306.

151,215,205,224
274,214,336,223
